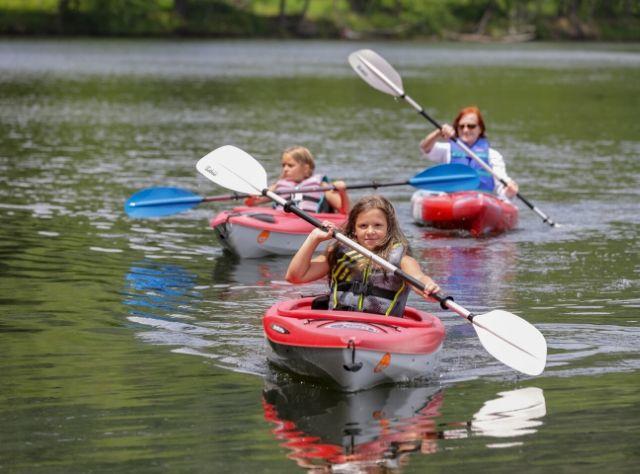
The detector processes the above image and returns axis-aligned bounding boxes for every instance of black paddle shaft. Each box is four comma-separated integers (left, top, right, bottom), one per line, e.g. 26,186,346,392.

418,108,443,131
281,199,325,229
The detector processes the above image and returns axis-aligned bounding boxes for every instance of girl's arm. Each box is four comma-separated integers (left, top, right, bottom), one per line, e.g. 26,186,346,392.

285,225,334,283
323,180,350,214
399,255,440,300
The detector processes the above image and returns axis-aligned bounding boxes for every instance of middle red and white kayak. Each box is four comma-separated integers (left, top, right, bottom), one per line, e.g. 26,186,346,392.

263,297,445,392
210,206,346,259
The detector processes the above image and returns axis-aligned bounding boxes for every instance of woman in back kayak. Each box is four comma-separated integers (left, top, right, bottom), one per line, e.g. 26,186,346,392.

419,106,519,199
286,195,440,317
244,145,350,214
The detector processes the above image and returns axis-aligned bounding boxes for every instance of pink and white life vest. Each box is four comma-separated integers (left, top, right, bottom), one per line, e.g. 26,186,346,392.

274,174,327,212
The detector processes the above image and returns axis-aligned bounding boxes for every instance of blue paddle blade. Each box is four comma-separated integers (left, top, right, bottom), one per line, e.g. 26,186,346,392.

408,164,480,192
125,187,203,218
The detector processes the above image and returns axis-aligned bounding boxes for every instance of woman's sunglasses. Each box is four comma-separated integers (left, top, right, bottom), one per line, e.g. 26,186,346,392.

458,123,478,130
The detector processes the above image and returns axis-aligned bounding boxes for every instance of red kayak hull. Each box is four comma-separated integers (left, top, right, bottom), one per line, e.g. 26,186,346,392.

263,297,445,391
411,190,518,236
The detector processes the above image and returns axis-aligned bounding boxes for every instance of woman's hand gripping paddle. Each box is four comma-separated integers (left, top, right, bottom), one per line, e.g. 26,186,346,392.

348,48,557,227
196,145,547,376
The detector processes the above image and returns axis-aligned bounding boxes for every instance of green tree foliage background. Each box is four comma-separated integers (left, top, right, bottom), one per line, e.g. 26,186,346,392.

1,0,639,40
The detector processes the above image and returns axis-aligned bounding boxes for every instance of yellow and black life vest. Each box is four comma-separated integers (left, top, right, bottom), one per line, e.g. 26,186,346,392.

329,243,409,317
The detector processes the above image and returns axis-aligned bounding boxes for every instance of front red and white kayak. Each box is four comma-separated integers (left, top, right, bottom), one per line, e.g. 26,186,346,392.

411,190,518,237
263,297,445,392
210,206,346,259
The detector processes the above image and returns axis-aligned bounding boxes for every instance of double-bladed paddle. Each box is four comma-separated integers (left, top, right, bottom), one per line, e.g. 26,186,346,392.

348,49,557,227
125,163,479,218
196,145,547,376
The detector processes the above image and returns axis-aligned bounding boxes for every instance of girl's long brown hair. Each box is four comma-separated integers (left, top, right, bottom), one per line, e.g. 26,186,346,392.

327,195,410,272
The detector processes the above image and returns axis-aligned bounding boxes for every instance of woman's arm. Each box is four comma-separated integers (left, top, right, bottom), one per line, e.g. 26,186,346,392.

489,149,518,198
420,129,443,155
420,124,455,155
420,138,452,164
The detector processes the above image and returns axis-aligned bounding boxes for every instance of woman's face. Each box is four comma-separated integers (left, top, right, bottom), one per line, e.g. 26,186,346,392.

280,154,311,182
354,208,388,251
457,112,482,145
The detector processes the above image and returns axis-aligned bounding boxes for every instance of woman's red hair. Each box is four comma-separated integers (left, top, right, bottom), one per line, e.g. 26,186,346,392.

453,106,486,138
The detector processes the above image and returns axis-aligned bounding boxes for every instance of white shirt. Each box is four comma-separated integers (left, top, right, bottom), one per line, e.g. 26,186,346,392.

421,142,512,198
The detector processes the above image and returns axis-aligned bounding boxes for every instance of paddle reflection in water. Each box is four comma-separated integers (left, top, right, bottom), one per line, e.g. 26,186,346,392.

124,261,202,318
122,259,268,376
123,261,214,351
470,387,546,447
263,381,546,472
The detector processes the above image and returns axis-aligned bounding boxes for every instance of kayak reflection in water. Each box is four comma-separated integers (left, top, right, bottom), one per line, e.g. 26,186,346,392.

262,382,546,472
262,381,443,472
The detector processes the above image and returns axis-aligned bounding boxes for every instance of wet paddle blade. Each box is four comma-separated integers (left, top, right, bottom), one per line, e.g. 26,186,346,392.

348,49,404,97
472,310,547,376
409,164,481,192
196,145,267,195
125,187,203,218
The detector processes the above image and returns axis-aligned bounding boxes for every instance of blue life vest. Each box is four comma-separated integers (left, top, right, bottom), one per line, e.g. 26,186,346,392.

329,243,409,317
450,138,495,192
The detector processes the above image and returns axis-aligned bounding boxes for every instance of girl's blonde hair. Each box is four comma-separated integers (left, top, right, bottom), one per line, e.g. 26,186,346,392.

328,195,410,269
282,146,315,178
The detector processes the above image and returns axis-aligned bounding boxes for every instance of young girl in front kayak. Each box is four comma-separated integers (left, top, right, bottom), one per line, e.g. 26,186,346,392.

244,145,350,214
286,195,440,317
420,106,519,199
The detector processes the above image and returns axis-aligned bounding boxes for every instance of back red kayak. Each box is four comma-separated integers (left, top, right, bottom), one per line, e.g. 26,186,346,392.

411,190,518,236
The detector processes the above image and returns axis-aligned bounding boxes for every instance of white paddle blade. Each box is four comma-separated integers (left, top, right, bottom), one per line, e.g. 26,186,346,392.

196,145,267,195
348,49,404,97
472,310,547,376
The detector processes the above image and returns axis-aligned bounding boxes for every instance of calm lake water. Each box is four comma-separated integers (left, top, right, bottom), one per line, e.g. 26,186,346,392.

1,39,639,472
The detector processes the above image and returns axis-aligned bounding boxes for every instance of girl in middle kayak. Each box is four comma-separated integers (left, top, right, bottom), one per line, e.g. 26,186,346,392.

244,145,350,214
286,194,440,317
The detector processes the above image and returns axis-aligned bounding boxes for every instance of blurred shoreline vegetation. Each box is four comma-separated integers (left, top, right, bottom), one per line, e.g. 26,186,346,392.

1,0,639,41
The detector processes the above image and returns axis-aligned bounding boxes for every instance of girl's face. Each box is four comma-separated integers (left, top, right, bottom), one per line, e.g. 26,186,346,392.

281,154,311,183
457,112,482,145
354,208,388,251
